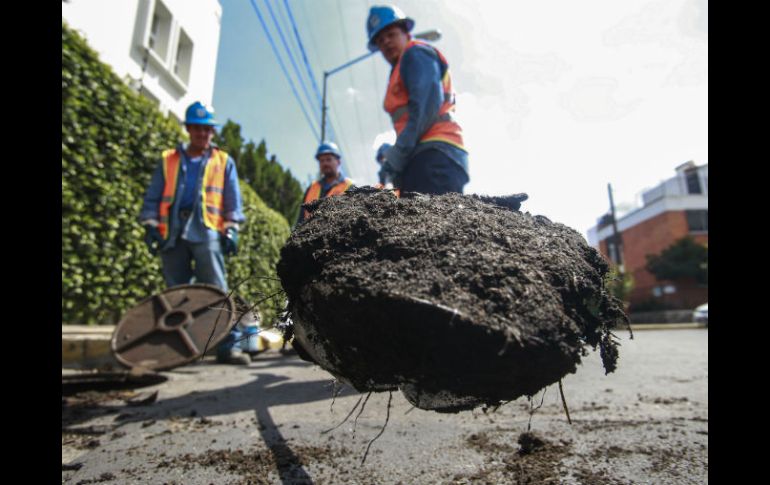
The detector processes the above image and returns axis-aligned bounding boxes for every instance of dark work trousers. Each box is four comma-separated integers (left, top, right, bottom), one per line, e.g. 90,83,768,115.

399,148,469,195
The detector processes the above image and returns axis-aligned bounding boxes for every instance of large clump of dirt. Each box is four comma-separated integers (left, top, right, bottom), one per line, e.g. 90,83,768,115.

277,188,627,412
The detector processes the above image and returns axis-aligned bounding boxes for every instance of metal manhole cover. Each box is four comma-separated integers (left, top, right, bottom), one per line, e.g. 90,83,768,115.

111,284,236,370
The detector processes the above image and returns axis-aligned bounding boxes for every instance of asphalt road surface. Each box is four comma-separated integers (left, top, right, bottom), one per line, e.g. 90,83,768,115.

62,328,708,484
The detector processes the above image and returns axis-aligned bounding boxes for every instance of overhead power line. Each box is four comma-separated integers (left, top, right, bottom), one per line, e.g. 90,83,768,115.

263,0,319,126
248,0,320,141
293,1,342,147
334,0,374,183
282,0,324,116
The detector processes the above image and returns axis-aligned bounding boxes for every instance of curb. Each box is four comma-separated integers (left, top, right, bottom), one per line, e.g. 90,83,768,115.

627,322,707,331
62,325,287,370
62,325,119,370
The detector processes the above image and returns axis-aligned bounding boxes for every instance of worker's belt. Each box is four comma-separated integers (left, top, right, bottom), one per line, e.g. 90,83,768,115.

389,107,455,124
179,208,193,220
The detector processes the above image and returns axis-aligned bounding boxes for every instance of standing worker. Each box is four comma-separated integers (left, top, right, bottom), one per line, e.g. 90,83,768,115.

367,5,469,195
139,101,250,365
297,142,354,224
374,142,392,188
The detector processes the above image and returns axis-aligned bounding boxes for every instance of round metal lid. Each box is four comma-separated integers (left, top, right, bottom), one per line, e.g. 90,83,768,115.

111,284,236,371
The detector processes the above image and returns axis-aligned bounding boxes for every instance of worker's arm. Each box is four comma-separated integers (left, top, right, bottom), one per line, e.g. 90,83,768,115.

296,186,311,226
221,155,246,228
384,45,444,174
138,161,166,226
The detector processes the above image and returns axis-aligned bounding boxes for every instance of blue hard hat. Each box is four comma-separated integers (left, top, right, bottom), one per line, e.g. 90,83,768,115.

316,141,342,160
376,143,392,163
185,101,219,126
366,5,414,52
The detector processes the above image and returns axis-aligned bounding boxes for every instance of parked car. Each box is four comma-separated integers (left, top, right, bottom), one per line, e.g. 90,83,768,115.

693,302,708,324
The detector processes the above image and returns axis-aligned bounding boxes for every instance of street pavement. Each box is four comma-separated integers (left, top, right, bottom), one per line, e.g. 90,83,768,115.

62,328,708,484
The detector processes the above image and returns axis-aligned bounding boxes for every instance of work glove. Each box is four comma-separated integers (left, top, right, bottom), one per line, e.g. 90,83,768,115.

143,225,163,255
382,164,404,190
221,227,239,256
376,143,392,165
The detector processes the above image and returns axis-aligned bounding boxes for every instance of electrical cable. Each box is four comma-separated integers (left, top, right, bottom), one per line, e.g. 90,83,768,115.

282,0,324,111
248,0,320,141
334,0,375,182
293,0,341,146
263,0,319,125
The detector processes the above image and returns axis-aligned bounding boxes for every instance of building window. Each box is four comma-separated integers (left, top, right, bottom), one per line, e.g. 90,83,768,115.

148,1,172,61
686,210,708,232
685,169,702,194
174,28,194,85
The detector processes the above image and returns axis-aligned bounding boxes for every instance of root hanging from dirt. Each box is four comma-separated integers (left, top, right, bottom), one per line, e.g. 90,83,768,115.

277,188,627,412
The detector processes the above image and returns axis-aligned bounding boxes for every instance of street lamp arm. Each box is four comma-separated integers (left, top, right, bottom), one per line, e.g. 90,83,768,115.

326,52,378,78
324,29,442,78
320,29,442,141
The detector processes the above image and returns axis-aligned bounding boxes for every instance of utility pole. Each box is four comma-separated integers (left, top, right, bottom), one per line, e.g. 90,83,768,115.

607,183,624,273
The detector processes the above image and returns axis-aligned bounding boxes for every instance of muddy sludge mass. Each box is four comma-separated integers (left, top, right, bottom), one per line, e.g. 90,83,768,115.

277,188,627,412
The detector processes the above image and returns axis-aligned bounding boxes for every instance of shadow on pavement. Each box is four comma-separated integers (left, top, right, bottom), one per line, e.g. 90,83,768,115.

64,355,359,484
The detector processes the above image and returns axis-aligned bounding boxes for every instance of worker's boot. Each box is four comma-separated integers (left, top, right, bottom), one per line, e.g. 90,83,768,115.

216,328,251,365
216,348,251,365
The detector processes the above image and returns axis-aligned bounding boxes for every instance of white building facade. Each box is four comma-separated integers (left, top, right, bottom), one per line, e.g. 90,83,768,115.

63,0,223,122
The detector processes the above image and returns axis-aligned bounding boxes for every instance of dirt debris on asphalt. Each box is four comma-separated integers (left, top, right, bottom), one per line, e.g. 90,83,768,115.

278,188,628,412
61,329,707,485
150,442,391,485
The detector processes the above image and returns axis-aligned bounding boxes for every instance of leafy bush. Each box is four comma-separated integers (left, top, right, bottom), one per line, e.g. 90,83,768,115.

604,266,634,306
226,181,291,326
214,121,304,224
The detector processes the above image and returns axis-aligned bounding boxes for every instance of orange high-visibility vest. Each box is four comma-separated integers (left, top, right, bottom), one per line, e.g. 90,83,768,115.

302,177,353,220
158,148,229,239
383,40,465,150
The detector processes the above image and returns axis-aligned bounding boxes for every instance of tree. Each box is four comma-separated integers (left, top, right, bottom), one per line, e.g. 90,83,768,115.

214,121,304,224
213,120,243,164
605,266,634,305
645,237,708,285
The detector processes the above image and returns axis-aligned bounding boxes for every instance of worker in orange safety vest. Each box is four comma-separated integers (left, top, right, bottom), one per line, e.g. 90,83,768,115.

139,101,250,365
296,141,354,224
367,5,469,195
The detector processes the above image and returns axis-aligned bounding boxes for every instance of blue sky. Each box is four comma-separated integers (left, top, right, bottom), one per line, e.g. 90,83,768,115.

212,0,707,238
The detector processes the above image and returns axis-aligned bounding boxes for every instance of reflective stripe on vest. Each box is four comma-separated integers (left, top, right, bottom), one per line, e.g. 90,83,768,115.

302,178,353,220
383,40,465,150
201,150,228,234
158,149,181,239
157,148,229,239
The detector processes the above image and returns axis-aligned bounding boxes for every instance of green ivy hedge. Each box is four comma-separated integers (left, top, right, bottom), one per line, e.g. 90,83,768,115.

62,21,289,325
227,182,291,326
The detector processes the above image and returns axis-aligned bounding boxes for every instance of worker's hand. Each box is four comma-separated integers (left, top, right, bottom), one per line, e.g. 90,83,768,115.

380,161,401,188
221,227,239,256
376,143,392,165
143,225,163,255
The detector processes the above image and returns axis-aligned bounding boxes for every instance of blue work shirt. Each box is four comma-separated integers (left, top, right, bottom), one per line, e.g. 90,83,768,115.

139,143,245,250
385,44,469,178
178,154,204,210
